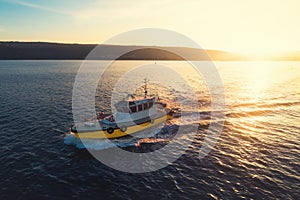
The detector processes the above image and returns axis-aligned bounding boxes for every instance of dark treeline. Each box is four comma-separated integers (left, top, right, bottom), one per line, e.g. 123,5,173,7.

0,41,248,61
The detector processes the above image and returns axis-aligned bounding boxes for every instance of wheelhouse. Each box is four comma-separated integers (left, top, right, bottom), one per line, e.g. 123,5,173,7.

115,97,155,114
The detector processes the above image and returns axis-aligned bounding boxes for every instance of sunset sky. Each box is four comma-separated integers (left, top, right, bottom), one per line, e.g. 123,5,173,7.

0,0,299,55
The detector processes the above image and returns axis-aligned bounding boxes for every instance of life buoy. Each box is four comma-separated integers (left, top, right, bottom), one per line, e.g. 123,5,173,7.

120,127,127,132
107,127,114,134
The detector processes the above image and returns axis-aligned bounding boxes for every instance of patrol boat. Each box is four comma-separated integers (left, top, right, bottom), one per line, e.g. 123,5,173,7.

70,79,171,139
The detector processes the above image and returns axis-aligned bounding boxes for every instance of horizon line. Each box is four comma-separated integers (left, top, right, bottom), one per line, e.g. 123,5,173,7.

1,40,300,58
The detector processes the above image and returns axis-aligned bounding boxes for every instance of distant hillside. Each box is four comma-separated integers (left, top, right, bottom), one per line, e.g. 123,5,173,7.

269,51,300,61
0,41,246,61
0,42,96,60
1,41,298,61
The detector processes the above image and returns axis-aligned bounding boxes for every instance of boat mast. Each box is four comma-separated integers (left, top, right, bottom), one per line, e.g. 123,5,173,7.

144,78,148,98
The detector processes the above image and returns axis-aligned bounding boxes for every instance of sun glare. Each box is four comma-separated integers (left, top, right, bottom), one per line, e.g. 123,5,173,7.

240,62,272,95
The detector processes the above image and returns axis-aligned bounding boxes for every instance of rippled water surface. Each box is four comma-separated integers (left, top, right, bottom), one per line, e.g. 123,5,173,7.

0,60,299,199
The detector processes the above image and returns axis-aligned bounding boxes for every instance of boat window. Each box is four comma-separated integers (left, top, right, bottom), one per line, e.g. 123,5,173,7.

144,103,148,110
149,102,153,107
138,104,143,111
130,105,137,113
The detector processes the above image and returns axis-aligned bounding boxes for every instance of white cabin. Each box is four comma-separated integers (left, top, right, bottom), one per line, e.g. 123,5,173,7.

114,97,157,124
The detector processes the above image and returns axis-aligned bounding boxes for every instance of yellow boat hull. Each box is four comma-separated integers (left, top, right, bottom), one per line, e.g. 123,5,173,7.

74,114,171,139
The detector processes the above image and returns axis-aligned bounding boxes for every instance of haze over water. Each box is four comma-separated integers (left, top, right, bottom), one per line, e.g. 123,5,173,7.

0,60,299,199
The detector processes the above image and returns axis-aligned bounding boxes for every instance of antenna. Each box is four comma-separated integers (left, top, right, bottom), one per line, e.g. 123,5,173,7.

144,78,149,98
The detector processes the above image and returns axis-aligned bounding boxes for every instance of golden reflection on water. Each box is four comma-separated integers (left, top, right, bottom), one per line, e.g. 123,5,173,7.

236,62,299,94
217,61,300,165
239,62,272,94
